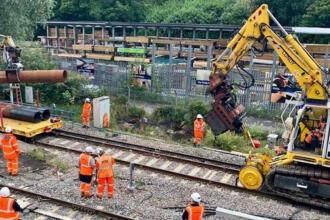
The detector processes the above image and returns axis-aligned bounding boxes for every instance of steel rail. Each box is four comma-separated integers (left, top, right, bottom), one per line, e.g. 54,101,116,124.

36,134,330,211
53,130,242,173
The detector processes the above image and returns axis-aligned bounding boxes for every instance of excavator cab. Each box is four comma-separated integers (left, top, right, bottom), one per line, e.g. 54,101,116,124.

288,103,330,159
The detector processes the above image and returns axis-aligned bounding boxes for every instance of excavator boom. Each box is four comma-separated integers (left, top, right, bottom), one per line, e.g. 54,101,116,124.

207,4,328,135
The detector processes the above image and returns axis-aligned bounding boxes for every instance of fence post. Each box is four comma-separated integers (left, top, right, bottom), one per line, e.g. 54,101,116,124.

185,45,192,100
268,51,278,110
168,44,174,98
245,50,254,106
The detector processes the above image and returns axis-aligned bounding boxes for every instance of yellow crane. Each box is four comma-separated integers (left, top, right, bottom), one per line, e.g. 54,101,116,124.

207,4,330,207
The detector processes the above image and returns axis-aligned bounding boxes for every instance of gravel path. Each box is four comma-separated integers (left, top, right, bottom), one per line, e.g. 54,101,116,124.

0,135,328,220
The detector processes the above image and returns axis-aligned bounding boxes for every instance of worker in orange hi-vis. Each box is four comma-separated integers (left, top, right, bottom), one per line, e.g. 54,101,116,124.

82,98,92,128
96,148,115,199
0,187,22,220
1,127,21,176
79,146,95,198
193,114,205,147
182,192,204,220
103,113,109,128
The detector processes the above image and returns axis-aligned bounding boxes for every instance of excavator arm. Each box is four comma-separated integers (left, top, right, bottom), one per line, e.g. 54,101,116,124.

207,4,328,135
0,34,23,76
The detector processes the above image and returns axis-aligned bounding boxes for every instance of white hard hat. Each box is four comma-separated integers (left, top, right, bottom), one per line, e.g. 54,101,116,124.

0,187,10,197
85,98,91,102
97,147,104,155
197,114,203,119
85,146,93,153
5,127,12,133
191,192,201,203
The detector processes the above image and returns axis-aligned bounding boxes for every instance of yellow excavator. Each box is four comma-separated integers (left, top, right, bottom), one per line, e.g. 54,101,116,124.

207,4,330,208
0,34,23,75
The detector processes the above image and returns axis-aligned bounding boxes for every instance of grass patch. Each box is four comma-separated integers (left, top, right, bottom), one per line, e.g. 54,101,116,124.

26,148,71,172
136,179,146,188
48,157,71,172
203,127,275,157
26,148,47,161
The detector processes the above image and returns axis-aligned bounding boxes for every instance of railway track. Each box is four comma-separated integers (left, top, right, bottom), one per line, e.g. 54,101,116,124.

53,129,243,173
0,183,133,220
35,130,330,210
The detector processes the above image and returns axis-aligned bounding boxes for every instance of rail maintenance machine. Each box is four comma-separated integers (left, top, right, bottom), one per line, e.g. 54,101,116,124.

206,4,330,208
0,34,67,138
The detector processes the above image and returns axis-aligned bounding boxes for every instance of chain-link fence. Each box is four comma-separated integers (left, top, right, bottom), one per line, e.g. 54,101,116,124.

56,53,330,113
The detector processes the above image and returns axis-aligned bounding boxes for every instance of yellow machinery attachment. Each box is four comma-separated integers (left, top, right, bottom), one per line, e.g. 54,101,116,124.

239,151,272,190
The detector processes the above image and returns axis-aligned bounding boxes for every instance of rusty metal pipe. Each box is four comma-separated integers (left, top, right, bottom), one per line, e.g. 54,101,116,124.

0,70,67,84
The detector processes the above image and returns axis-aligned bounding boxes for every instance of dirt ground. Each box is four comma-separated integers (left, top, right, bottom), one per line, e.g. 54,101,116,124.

0,151,47,177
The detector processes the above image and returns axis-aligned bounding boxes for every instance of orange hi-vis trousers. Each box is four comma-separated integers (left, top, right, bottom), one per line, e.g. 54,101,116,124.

82,116,90,127
80,181,92,197
6,157,19,175
97,177,114,198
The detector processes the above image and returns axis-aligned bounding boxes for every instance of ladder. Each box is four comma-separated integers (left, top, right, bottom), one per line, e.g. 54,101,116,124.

9,83,22,104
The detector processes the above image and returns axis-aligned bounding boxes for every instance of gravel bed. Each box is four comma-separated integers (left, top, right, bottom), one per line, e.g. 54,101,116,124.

61,124,246,166
0,134,329,220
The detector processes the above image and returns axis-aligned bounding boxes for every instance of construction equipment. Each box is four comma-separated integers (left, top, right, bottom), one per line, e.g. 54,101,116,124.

0,34,23,77
207,4,330,207
0,34,67,137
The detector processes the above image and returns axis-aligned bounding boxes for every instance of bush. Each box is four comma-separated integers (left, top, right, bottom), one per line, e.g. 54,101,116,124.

128,105,146,120
245,106,281,121
151,105,185,127
249,126,268,141
214,131,247,151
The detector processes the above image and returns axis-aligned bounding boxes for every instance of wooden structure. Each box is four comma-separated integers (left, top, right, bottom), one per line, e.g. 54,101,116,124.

41,21,330,70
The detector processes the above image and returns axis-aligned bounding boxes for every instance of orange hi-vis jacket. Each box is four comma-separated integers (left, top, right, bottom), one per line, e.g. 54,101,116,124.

103,113,109,128
0,197,19,220
79,153,94,176
82,103,91,117
194,119,205,139
185,204,204,220
96,155,115,178
1,134,20,160
305,130,322,144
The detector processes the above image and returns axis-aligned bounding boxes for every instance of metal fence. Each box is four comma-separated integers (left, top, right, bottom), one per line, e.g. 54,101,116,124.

56,53,330,113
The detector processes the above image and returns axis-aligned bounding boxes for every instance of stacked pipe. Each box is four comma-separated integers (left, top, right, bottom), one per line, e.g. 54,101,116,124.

1,103,51,123
0,70,67,83
0,69,67,122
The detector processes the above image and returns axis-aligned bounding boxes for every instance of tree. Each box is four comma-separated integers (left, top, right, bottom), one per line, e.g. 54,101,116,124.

252,0,316,26
0,0,55,40
146,0,253,25
301,0,330,28
53,0,153,22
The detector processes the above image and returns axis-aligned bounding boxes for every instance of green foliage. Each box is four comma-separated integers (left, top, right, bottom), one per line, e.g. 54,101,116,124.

49,157,71,172
245,106,281,121
301,0,330,28
0,0,55,40
146,0,253,25
0,41,56,71
253,0,315,26
127,105,146,119
151,105,185,127
214,131,246,151
249,126,269,141
110,95,146,124
27,148,47,162
54,0,153,22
